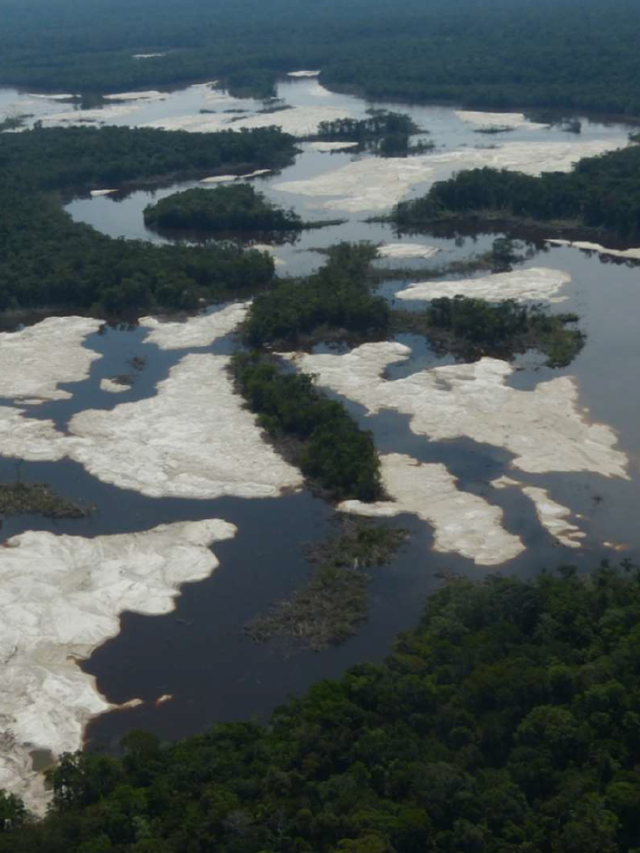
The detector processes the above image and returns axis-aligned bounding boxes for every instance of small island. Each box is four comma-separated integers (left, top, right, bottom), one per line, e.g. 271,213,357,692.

144,184,340,234
309,110,434,156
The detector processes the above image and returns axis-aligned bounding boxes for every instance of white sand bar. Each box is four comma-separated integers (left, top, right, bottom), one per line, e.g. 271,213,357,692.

396,267,572,303
287,70,321,78
100,378,130,394
68,354,303,499
140,302,248,350
309,141,360,152
493,476,586,548
284,345,628,479
0,317,102,402
90,189,118,197
546,239,640,262
276,139,624,212
340,454,524,565
455,110,549,131
144,105,353,138
377,243,440,260
0,519,235,811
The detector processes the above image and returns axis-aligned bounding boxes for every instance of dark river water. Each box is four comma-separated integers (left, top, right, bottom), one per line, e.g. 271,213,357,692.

1,76,639,755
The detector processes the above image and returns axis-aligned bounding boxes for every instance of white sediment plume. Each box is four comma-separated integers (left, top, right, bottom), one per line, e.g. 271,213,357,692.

546,238,640,261
283,345,629,480
0,519,236,812
377,243,440,260
340,453,524,565
396,267,572,303
455,110,549,131
276,139,625,212
68,354,303,499
0,317,102,403
140,302,248,349
99,378,129,394
493,476,586,548
287,70,321,78
90,189,117,197
309,141,360,151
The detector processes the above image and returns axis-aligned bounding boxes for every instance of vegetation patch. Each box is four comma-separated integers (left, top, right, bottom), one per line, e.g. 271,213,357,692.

0,481,90,519
143,184,341,234
231,352,382,501
245,517,408,651
392,142,640,241
241,242,389,349
392,296,585,367
307,111,434,157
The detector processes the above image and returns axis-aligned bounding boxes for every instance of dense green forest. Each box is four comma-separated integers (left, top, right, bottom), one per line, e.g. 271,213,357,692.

1,0,640,115
4,566,640,851
231,351,382,502
393,142,640,240
0,126,296,315
241,243,390,349
0,125,296,193
144,185,303,233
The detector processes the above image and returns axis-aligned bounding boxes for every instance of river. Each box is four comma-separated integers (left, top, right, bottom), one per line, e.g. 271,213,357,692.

0,73,638,804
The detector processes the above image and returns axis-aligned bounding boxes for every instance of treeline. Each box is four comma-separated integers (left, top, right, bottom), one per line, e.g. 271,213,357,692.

313,112,420,142
2,0,640,115
0,125,296,193
4,566,640,851
393,142,640,240
232,352,381,501
144,185,303,233
242,243,389,348
0,126,298,315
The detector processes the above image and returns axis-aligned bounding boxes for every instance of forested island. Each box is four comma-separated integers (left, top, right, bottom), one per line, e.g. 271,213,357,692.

143,185,339,235
0,126,297,316
2,0,640,117
3,566,640,852
393,142,640,241
308,112,432,156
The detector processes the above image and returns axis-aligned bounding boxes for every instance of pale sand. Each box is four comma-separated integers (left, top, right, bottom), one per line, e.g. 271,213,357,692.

493,476,586,547
377,243,440,260
140,302,248,349
283,345,628,479
309,141,360,152
0,317,102,403
547,239,640,262
396,267,572,303
340,453,524,565
0,519,235,811
68,354,303,499
287,70,321,78
276,139,625,212
455,110,549,131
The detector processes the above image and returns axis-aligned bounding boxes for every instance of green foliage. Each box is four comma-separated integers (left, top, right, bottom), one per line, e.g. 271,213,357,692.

0,125,296,193
231,352,382,502
144,184,303,233
393,142,640,240
5,567,640,851
0,126,296,316
394,296,585,367
241,242,389,348
314,112,419,143
1,0,640,117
